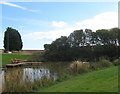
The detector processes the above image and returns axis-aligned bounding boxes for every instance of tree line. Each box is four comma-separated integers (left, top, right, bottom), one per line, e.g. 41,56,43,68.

43,28,120,62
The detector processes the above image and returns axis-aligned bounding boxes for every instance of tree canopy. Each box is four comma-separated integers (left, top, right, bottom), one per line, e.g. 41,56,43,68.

4,27,23,51
43,28,120,62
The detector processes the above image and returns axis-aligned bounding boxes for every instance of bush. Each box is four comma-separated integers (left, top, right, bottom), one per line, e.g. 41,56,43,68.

90,59,112,70
113,58,120,66
98,59,113,67
69,61,90,74
90,63,100,70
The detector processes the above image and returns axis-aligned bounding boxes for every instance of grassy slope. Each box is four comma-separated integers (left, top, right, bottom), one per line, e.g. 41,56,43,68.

2,54,31,66
36,66,118,92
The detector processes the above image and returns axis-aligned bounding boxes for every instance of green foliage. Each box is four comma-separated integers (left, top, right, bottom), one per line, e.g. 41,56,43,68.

42,27,120,62
90,58,113,70
68,29,85,47
113,58,120,66
98,58,113,67
43,36,70,61
3,27,23,51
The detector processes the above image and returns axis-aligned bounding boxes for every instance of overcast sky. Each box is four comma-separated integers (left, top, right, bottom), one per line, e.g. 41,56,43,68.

0,2,118,50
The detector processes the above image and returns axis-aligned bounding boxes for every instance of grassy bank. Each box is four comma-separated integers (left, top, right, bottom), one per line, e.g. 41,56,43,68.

2,54,32,66
36,66,118,92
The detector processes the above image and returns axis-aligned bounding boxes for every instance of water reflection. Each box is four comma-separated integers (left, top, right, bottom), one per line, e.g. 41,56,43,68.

1,71,4,85
22,68,50,82
0,71,4,93
1,66,58,92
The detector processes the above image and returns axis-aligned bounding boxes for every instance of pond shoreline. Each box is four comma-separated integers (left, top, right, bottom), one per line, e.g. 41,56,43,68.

35,66,118,92
1,63,61,92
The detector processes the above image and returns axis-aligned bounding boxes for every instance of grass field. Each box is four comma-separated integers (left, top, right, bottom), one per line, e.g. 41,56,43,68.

36,66,118,92
1,54,32,66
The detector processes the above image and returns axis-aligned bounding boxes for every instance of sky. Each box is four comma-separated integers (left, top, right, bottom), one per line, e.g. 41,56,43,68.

0,2,118,50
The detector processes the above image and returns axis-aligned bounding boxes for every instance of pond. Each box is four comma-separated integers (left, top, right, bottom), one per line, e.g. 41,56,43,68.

1,62,70,92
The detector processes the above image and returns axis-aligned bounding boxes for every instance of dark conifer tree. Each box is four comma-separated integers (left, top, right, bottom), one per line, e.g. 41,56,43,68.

4,27,23,51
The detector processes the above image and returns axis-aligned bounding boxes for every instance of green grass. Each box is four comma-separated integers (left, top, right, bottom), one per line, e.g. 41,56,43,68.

1,54,32,66
36,66,118,92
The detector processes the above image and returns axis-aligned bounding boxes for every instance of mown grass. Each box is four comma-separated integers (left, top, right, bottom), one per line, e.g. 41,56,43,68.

36,66,118,92
1,54,32,66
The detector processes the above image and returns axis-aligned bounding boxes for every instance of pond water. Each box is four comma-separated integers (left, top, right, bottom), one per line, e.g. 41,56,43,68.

1,67,57,84
0,62,69,92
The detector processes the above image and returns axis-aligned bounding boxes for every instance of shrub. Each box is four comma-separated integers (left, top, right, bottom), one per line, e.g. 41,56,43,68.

98,59,113,67
69,60,90,74
113,58,120,66
90,63,102,70
90,59,112,70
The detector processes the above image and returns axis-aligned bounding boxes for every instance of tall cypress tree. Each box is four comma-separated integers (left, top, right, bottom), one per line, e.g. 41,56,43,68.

3,27,23,51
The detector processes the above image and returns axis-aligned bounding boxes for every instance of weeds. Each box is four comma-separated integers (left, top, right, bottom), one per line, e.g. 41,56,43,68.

69,61,90,74
69,58,113,75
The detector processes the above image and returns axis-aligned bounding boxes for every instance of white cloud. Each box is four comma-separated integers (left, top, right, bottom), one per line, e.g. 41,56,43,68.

0,2,27,10
76,12,118,31
23,11,118,49
23,27,74,41
19,25,25,28
0,2,40,12
23,27,76,49
28,9,40,12
52,21,67,28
